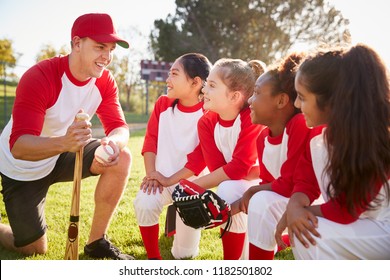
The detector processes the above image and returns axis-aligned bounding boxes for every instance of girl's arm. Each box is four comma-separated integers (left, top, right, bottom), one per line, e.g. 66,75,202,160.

230,183,272,215
140,152,163,194
192,166,230,190
150,167,195,187
284,192,322,248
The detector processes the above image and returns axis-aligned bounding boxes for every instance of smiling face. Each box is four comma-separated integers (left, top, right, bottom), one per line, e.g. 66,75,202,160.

248,73,280,125
165,58,193,100
73,37,116,81
294,71,328,127
201,67,232,114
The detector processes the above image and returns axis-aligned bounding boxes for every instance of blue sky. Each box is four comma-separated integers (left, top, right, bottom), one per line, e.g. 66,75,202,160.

1,0,389,76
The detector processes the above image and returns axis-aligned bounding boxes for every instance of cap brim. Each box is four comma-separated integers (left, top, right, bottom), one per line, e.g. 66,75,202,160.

89,34,129,49
116,40,129,49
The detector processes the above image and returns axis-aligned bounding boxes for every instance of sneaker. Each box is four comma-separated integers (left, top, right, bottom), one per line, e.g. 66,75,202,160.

84,235,135,260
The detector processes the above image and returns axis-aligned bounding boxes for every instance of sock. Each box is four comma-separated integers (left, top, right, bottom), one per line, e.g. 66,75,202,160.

277,234,291,252
139,225,162,260
249,243,274,260
221,229,246,260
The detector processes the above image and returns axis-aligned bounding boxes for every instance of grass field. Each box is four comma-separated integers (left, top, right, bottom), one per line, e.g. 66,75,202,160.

0,128,293,260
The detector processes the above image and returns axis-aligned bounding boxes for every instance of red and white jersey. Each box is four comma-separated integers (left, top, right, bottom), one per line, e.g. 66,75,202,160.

0,55,127,181
258,113,310,197
292,126,390,224
185,107,263,179
142,96,204,177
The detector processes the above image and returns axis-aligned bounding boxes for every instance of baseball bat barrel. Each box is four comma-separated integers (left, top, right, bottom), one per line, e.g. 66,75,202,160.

64,112,89,260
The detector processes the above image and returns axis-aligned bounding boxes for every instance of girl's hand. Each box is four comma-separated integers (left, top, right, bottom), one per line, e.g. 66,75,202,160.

286,204,320,248
148,171,171,187
140,176,163,195
275,212,288,250
239,185,261,213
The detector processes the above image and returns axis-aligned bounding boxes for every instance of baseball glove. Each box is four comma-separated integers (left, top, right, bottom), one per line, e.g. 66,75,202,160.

172,179,231,237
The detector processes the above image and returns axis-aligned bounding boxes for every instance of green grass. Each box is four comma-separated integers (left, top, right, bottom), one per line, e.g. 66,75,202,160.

0,128,293,260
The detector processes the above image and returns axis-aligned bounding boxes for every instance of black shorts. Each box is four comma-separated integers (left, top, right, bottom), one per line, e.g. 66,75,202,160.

0,140,101,247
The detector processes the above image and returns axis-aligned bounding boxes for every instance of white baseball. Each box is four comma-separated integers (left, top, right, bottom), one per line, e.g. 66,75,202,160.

94,145,115,164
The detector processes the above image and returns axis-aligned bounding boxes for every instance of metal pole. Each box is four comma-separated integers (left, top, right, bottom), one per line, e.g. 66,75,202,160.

3,61,7,126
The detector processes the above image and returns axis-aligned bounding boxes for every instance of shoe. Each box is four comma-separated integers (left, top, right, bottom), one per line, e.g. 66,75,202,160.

84,235,135,260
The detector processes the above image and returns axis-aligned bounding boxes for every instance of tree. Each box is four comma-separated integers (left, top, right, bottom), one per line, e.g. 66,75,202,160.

108,54,137,111
108,26,152,113
0,38,17,76
150,0,350,63
35,44,69,62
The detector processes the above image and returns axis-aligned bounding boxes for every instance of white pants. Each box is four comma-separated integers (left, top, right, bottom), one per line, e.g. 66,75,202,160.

134,178,257,259
133,184,201,259
217,179,259,260
248,191,288,251
247,190,390,259
293,217,390,259
248,190,325,252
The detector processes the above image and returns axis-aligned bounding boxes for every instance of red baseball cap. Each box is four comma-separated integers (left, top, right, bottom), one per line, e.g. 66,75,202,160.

71,13,129,49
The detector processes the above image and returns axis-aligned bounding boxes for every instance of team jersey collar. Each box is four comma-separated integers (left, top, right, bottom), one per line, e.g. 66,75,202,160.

267,128,284,145
177,100,204,113
217,115,236,127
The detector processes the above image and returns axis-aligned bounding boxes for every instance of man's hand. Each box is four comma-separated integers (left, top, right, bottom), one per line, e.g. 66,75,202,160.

65,112,92,153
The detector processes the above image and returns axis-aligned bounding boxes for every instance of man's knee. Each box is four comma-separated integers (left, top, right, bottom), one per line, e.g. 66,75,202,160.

96,147,131,179
114,147,132,177
120,147,132,166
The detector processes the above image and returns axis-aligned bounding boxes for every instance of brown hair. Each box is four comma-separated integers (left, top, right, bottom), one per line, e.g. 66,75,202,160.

214,58,266,107
297,44,390,216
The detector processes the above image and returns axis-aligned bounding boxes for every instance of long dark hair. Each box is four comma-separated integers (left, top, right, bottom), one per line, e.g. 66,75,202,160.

298,44,390,216
172,53,212,108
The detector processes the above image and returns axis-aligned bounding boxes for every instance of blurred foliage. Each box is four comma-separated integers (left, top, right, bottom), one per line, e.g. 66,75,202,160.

0,38,18,77
35,43,69,62
150,0,350,64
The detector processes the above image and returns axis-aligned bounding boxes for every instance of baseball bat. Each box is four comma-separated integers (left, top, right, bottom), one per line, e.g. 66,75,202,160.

64,112,89,260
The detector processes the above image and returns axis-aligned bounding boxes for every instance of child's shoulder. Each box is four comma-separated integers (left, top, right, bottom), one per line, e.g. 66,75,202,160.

198,110,219,127
309,125,327,139
286,113,309,131
201,110,219,119
152,95,177,112
156,95,176,105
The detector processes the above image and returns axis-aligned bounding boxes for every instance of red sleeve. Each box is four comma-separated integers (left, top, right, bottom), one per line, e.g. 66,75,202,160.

10,59,61,149
291,127,323,203
141,96,173,155
95,71,128,135
320,179,386,224
223,109,263,179
271,114,311,197
184,143,207,175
